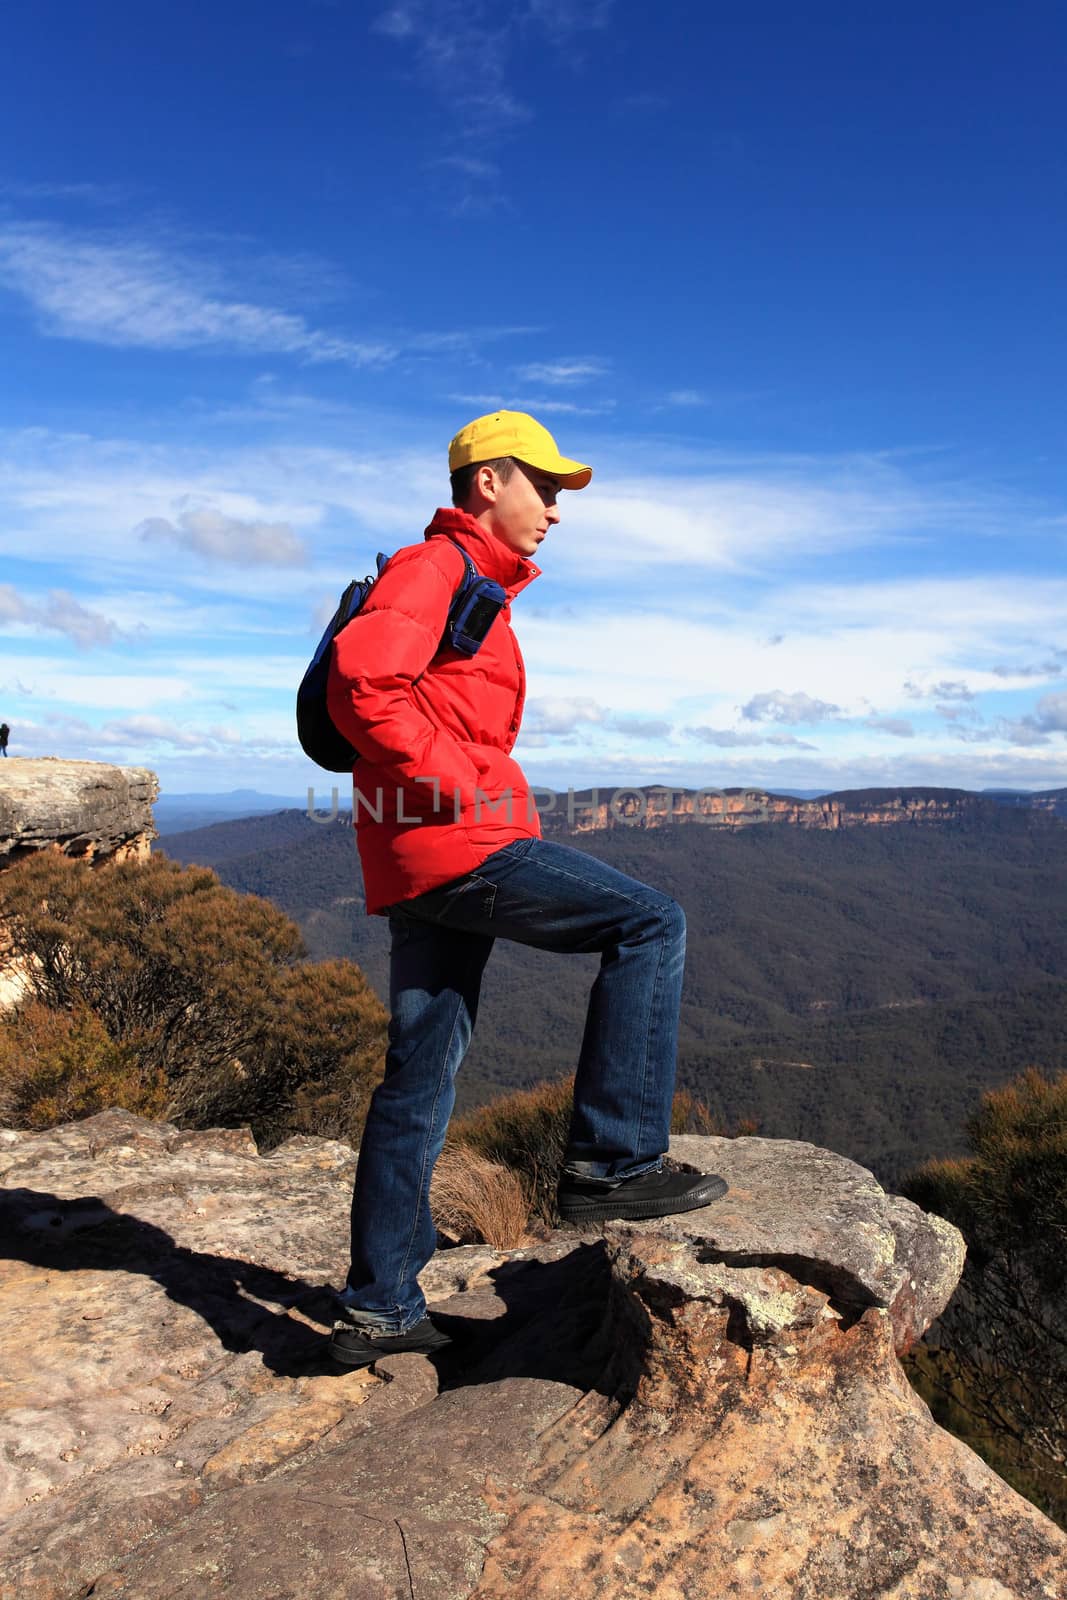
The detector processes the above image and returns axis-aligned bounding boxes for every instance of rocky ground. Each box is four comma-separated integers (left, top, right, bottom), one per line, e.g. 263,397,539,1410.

0,1110,1063,1599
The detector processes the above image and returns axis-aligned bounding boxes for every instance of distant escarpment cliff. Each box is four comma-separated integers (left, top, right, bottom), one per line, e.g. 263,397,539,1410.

538,784,1067,835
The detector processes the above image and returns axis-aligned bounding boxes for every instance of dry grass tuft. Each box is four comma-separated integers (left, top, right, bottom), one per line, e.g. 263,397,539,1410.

430,1142,532,1248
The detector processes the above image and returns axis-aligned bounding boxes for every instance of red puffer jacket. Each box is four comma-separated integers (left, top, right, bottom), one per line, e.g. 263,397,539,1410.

326,508,543,915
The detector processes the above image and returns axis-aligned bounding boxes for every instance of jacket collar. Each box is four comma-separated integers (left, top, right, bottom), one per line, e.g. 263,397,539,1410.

424,507,541,603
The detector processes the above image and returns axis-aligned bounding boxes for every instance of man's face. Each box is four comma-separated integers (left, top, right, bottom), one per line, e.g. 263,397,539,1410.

485,461,562,558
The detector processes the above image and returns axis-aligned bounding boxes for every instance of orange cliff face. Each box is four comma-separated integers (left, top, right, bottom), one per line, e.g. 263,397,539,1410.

537,786,1057,835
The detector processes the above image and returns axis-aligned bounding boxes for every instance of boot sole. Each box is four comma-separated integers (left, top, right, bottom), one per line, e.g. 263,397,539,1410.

558,1174,728,1225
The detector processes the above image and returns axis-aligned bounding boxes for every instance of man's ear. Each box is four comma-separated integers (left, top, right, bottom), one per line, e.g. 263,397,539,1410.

475,463,501,503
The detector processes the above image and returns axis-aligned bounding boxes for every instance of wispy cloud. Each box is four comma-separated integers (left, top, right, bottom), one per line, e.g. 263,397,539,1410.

372,1,614,141
525,0,615,29
447,391,613,417
0,219,534,373
560,455,1018,576
686,725,819,750
431,155,501,179
617,91,670,113
524,696,670,742
0,221,395,364
517,359,609,386
864,716,915,738
0,584,123,649
18,710,287,757
138,508,308,567
0,178,128,204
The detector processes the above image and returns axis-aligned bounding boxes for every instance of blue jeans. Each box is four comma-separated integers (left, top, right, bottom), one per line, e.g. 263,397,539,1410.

341,835,686,1333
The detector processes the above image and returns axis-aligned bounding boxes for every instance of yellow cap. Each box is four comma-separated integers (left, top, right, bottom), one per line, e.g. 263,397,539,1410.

448,410,593,490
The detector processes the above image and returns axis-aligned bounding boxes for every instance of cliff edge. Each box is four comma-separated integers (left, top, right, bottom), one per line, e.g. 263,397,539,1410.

0,1111,1062,1599
0,757,158,866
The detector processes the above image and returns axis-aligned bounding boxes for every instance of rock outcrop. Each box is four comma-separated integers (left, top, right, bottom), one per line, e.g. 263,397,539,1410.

1,1110,1063,1598
0,758,159,1009
0,758,158,866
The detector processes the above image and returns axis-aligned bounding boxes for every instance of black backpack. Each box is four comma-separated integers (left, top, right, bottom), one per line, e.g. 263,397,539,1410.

297,541,506,772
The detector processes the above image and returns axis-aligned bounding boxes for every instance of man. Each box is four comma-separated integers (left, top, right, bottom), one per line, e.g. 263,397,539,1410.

0,722,8,756
325,411,727,1369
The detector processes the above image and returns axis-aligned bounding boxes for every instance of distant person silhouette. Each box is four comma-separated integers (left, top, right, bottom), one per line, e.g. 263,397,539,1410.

0,722,8,756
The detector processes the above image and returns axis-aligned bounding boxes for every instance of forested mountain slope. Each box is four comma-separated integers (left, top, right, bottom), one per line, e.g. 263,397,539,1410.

162,806,1067,1186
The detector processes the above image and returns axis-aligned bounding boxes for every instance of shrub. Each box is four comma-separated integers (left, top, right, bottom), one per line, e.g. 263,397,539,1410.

0,851,388,1144
901,1066,1067,1525
270,959,391,1148
0,999,168,1129
449,1075,742,1225
450,1077,574,1224
429,1143,532,1248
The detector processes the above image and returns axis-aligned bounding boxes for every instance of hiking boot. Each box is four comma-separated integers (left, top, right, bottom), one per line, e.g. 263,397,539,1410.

327,1312,453,1371
557,1165,728,1225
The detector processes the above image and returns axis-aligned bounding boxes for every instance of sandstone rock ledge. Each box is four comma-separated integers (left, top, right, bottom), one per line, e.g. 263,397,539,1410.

0,758,158,865
0,1111,1062,1600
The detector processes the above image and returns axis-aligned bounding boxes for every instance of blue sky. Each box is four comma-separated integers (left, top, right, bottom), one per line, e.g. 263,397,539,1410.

1,0,1065,798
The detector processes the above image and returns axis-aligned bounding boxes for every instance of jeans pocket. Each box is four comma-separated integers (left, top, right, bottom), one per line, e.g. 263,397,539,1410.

444,873,497,921
410,871,497,925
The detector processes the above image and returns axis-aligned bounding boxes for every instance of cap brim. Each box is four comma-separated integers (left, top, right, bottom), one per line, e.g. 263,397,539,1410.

518,452,593,491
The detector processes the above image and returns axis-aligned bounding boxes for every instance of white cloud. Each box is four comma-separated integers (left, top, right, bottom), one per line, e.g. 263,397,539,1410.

556,459,1005,575
991,690,1067,747
1033,690,1067,732
523,697,672,742
0,584,121,649
3,423,1065,794
742,690,843,725
904,678,974,700
864,716,915,738
524,696,605,735
139,508,308,567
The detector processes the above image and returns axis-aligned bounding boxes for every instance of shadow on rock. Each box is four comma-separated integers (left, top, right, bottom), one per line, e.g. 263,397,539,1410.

0,1186,343,1377
1,1186,620,1393
430,1237,619,1397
